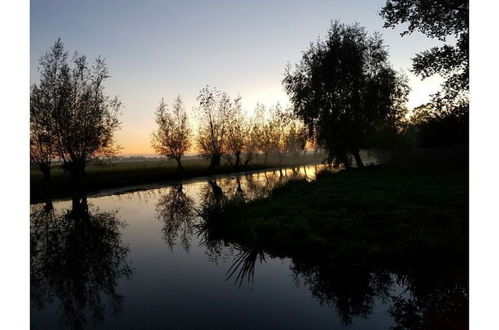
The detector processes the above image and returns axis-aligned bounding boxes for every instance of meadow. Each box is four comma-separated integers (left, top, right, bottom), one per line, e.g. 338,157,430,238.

30,153,323,202
200,148,469,266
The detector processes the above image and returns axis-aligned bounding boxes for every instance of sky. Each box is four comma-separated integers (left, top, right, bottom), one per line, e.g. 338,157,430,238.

31,0,445,156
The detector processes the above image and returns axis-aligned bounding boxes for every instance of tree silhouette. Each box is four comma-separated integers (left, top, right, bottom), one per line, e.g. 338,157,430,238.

151,96,191,169
380,0,469,112
30,39,121,182
405,102,468,148
30,123,54,180
283,21,409,168
195,86,232,168
224,96,247,167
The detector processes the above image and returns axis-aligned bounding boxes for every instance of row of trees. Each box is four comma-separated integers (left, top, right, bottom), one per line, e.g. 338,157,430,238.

32,0,468,180
30,40,308,181
151,86,308,169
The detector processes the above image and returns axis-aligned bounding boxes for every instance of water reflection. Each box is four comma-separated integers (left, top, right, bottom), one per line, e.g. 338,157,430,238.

225,245,266,287
156,184,195,251
30,195,132,329
188,166,468,329
31,164,467,329
388,268,468,330
204,241,468,329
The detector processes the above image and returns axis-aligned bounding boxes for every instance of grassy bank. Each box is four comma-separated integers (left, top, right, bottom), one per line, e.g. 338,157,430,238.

202,160,468,266
31,154,322,202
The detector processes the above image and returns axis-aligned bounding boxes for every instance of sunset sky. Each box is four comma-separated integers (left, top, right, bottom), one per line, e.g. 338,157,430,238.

31,0,445,156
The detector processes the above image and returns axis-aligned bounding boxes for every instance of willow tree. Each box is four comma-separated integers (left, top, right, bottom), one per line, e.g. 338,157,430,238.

151,96,191,169
243,112,261,166
30,39,121,182
225,96,247,167
253,104,273,165
195,86,231,168
283,21,409,168
30,115,54,180
285,115,308,157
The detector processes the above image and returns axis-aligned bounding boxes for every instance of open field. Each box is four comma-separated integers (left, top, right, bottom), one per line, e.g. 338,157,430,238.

31,153,323,202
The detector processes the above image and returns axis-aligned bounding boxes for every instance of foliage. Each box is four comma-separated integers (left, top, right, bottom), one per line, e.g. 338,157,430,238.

404,103,469,148
30,124,54,179
380,0,469,111
224,96,248,166
30,39,121,181
283,21,409,168
195,86,232,167
151,96,191,168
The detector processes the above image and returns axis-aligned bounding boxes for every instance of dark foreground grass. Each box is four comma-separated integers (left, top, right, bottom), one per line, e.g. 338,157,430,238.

31,154,322,202
204,162,468,266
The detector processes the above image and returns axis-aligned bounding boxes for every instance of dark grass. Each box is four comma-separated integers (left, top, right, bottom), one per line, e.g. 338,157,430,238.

203,159,468,266
31,154,322,203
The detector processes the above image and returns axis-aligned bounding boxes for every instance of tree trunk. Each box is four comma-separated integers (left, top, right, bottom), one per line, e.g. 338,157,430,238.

339,152,351,170
235,152,241,167
69,168,80,183
71,194,88,217
352,150,364,168
65,161,85,184
175,157,183,170
40,164,51,180
209,154,221,168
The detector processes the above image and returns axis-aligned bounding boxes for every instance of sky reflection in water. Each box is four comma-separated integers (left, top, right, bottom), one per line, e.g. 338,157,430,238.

30,164,467,329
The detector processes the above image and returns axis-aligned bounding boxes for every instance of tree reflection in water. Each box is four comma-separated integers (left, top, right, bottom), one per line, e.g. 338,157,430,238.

388,267,468,330
291,260,393,324
155,184,195,251
30,195,132,330
151,168,467,329
194,176,468,329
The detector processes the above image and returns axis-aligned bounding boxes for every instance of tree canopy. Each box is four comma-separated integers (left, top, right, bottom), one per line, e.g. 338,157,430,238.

30,39,121,181
151,96,191,169
195,86,232,168
380,0,469,111
283,21,409,167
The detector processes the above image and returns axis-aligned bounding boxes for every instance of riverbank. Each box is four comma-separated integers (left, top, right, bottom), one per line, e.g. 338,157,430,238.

201,159,468,266
30,154,323,203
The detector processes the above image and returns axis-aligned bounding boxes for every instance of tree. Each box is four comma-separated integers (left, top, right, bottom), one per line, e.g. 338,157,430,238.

267,104,288,166
243,113,260,166
405,102,469,148
195,86,231,168
30,39,121,182
285,115,308,157
283,21,409,168
151,96,191,169
224,96,247,167
30,101,54,179
380,0,469,110
253,104,273,165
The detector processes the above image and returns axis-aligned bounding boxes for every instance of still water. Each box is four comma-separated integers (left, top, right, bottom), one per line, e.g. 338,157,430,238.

31,165,467,329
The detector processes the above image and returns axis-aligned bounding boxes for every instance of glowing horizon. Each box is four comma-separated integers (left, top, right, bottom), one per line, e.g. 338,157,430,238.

31,0,446,156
